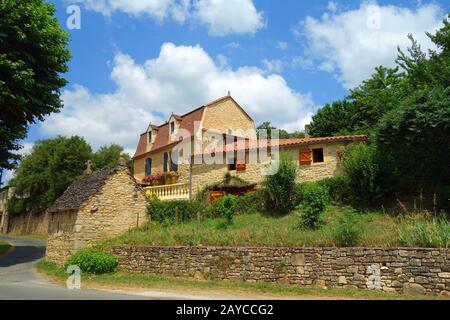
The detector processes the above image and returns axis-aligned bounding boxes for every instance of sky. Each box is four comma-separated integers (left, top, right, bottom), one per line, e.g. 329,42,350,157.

3,0,449,184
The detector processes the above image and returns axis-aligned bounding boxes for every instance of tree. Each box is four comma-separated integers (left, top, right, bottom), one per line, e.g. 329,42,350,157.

256,122,305,139
8,136,92,214
93,144,130,171
308,100,355,137
0,0,71,171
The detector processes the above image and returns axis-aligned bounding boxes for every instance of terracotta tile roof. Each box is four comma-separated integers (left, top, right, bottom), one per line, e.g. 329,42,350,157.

196,135,368,157
133,104,206,159
133,95,254,159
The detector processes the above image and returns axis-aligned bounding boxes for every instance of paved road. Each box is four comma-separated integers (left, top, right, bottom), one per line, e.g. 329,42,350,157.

0,236,152,300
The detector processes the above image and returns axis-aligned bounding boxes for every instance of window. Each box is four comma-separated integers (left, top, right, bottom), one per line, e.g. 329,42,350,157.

145,158,152,176
148,131,152,143
163,152,169,173
312,148,324,163
228,157,237,171
170,122,175,134
170,151,178,172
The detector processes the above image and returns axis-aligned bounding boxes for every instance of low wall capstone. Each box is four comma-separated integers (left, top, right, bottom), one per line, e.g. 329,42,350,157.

111,246,449,296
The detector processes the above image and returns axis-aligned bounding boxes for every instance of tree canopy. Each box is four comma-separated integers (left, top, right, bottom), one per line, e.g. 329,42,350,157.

0,0,71,172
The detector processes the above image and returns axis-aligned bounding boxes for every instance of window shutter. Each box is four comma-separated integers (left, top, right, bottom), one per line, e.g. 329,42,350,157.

236,163,246,171
163,153,168,172
299,149,312,165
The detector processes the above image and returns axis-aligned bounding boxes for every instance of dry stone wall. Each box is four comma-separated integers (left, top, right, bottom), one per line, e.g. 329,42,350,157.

111,246,450,296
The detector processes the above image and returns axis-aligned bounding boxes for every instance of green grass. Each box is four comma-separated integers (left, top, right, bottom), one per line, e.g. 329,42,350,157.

36,260,448,300
97,206,448,250
0,240,12,256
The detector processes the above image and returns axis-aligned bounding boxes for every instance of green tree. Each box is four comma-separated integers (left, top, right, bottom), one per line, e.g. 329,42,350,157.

257,122,305,139
8,136,92,214
308,100,355,137
93,144,130,171
0,0,71,171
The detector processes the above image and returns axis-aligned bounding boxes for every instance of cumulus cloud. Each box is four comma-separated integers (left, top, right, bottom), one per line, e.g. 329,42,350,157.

71,0,264,35
41,43,314,151
298,2,444,88
277,41,289,50
261,59,284,74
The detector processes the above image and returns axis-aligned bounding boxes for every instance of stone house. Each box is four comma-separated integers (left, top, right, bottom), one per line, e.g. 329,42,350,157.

133,95,367,200
46,158,148,265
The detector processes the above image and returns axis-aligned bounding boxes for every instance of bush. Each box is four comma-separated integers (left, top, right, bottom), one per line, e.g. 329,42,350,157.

398,216,450,247
263,153,297,215
236,190,265,215
333,208,362,246
147,198,211,223
298,183,329,229
213,195,237,224
342,144,382,208
65,249,118,274
318,176,351,204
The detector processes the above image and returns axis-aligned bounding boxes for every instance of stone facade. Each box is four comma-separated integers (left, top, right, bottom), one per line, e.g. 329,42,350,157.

46,166,148,265
111,246,450,296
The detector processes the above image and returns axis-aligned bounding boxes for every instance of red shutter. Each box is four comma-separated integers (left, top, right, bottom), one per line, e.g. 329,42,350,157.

236,163,246,171
300,149,312,165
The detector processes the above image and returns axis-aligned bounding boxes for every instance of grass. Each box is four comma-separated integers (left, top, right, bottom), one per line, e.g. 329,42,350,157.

96,206,448,250
36,260,448,300
3,233,47,240
0,240,12,256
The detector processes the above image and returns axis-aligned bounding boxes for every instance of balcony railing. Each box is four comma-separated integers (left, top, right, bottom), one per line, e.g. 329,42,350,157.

143,183,190,201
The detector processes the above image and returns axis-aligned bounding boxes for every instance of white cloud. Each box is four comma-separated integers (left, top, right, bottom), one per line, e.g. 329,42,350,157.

291,56,315,71
261,59,284,74
299,2,444,88
277,41,289,50
1,142,34,186
193,0,265,36
41,43,314,151
72,0,264,36
225,42,241,49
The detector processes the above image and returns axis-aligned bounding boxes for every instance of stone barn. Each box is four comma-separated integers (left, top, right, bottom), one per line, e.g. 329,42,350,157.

46,156,148,265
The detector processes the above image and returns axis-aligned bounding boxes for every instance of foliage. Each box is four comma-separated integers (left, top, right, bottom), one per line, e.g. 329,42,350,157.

398,216,450,248
147,198,211,223
236,190,265,215
297,182,329,229
212,195,237,225
262,153,298,215
342,144,382,208
256,122,305,139
308,100,355,137
8,136,92,214
65,249,118,274
318,176,352,204
93,144,130,171
332,208,362,247
0,0,71,171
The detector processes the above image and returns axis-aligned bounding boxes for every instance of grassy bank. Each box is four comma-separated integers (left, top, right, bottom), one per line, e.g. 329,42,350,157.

0,240,12,256
96,206,448,249
36,260,447,300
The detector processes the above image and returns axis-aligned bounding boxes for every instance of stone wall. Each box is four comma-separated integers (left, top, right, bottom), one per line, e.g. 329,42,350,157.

2,212,49,235
46,168,149,265
111,246,450,296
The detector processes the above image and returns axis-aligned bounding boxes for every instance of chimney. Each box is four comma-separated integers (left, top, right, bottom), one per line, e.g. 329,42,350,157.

118,152,127,166
83,160,93,177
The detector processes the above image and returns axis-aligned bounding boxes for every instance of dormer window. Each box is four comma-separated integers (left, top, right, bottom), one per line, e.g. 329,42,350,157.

148,131,152,143
170,121,175,134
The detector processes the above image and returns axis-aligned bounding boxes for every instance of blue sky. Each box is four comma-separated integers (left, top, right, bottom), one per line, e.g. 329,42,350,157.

3,0,449,183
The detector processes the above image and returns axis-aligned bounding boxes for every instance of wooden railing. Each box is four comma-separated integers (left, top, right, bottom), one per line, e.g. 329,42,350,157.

143,183,190,201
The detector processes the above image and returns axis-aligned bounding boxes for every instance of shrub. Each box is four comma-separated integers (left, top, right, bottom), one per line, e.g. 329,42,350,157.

318,176,351,204
213,195,237,224
147,198,211,223
262,153,297,215
398,216,450,247
333,208,362,246
298,183,329,229
236,190,265,215
342,144,382,208
65,249,118,274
